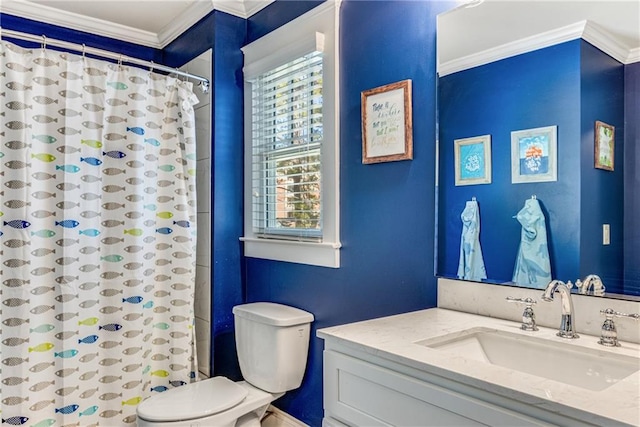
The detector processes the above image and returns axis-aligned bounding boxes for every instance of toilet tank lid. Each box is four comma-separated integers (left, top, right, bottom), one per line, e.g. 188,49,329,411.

233,302,314,326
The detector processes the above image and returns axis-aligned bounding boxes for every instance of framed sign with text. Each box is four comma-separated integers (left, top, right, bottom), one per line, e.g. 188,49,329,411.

361,79,413,164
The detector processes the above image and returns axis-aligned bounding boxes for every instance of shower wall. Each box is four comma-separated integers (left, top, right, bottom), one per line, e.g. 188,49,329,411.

162,11,246,382
186,50,213,377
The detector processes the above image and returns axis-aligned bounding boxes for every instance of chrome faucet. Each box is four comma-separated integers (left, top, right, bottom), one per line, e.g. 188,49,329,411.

541,280,579,339
576,274,605,296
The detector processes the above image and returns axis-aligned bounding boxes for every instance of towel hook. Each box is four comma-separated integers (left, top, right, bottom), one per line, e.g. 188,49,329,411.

471,196,477,201
531,194,537,200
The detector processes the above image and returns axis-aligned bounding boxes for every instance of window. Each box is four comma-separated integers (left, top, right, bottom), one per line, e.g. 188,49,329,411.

241,2,340,268
251,51,323,241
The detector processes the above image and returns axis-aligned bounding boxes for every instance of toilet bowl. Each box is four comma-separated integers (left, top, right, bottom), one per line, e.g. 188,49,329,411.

137,378,281,427
136,303,314,427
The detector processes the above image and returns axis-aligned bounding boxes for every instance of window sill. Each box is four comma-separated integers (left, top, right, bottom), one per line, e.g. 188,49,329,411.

240,237,341,268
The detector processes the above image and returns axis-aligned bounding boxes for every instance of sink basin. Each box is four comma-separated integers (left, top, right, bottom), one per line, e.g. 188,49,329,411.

416,327,639,391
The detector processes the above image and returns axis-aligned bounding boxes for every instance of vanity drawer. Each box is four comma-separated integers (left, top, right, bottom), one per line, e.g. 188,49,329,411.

323,350,547,427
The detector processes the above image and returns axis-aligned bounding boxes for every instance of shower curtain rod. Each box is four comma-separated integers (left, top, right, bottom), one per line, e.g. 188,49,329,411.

0,27,210,93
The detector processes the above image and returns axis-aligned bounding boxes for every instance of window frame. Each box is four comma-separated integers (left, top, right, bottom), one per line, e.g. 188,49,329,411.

240,1,341,268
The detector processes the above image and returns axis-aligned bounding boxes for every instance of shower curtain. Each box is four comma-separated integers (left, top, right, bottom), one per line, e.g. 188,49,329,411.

1,40,199,426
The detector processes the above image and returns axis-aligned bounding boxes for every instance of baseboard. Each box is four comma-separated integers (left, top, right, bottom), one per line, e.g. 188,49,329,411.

261,405,309,427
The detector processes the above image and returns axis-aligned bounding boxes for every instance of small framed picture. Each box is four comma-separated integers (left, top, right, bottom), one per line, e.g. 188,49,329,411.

361,79,413,164
511,125,557,183
594,121,614,171
454,135,491,186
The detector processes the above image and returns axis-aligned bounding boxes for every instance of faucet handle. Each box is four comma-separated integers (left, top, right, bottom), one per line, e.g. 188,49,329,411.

506,297,538,331
598,308,640,347
599,308,640,320
506,296,537,305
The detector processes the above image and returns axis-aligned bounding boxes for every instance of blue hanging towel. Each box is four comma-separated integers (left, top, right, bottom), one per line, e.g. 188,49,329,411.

512,198,552,288
457,200,487,281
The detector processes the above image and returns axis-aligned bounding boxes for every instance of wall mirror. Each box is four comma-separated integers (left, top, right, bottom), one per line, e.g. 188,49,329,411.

435,0,639,299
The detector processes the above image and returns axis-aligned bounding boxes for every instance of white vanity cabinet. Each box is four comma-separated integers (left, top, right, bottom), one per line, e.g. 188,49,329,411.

318,309,638,427
322,347,551,427
320,343,586,427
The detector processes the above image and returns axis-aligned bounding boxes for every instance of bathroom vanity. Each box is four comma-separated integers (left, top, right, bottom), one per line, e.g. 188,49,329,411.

318,308,640,426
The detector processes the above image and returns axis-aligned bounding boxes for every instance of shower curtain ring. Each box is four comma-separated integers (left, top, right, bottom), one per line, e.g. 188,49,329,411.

41,35,47,49
82,43,86,58
118,54,123,69
149,61,154,73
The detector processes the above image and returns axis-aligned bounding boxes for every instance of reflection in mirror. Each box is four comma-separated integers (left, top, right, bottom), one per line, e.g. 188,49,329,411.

436,1,640,298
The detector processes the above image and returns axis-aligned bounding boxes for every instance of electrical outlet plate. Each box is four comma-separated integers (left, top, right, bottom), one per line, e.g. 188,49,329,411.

603,224,610,245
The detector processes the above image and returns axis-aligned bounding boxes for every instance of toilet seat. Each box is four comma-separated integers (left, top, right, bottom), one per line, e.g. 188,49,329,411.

137,377,248,422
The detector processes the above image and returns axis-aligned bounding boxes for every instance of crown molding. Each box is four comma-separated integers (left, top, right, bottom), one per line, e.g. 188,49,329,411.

1,0,163,47
242,0,276,17
581,20,634,65
211,0,274,18
1,0,275,49
438,21,586,77
628,47,640,64
210,0,247,17
438,20,638,77
157,1,215,48
159,1,275,47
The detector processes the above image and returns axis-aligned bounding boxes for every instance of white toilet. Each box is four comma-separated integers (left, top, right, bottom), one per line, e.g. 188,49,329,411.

137,302,314,427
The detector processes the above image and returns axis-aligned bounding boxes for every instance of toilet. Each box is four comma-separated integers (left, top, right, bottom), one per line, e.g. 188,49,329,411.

137,302,314,427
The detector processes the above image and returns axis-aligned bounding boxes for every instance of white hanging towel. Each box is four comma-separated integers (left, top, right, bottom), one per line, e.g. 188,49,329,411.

512,198,552,288
457,200,487,281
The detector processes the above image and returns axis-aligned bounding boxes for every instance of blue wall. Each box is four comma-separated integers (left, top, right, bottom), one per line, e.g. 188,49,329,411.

247,0,324,42
438,41,582,285
579,42,625,293
624,62,640,295
163,11,248,378
244,1,453,425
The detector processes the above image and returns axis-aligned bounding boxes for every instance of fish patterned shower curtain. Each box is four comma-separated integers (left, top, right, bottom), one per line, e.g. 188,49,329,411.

0,40,199,426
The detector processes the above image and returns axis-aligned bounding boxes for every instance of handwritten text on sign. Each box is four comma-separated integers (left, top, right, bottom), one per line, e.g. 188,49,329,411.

365,87,406,157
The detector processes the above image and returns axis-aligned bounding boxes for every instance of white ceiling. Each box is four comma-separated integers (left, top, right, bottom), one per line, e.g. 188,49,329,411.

2,0,639,68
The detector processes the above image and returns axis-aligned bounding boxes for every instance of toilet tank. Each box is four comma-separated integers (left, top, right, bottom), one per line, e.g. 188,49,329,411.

233,302,314,393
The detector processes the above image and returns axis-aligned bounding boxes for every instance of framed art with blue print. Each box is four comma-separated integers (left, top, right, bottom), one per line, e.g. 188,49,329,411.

454,134,491,186
511,125,557,183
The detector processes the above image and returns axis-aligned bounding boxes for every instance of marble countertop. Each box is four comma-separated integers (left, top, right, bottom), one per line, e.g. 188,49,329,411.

317,308,640,426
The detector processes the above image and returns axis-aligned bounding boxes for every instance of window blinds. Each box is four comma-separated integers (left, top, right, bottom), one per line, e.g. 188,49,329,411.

250,50,324,241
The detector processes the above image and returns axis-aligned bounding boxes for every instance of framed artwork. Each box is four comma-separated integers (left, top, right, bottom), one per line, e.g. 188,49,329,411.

511,125,557,183
454,134,492,186
594,121,614,171
361,79,413,164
